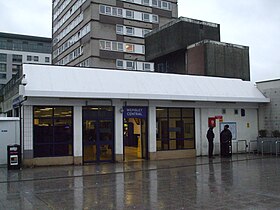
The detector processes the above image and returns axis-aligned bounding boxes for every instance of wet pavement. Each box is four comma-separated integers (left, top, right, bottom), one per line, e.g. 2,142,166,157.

0,154,280,209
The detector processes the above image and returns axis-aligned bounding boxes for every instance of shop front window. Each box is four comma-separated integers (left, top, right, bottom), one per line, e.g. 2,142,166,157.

156,108,195,151
33,106,73,157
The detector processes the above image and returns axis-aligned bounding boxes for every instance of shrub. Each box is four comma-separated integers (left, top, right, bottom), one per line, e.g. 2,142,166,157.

259,130,267,137
272,130,280,137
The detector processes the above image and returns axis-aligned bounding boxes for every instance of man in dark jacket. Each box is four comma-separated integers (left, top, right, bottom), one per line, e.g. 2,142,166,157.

207,126,215,158
220,125,232,157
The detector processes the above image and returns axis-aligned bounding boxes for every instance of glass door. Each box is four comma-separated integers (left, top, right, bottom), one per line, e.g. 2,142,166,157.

83,107,114,163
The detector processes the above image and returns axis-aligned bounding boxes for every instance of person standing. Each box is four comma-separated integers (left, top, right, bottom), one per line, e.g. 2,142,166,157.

220,125,232,157
206,126,215,158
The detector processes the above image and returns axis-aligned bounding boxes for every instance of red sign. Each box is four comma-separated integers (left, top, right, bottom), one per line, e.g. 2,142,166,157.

208,117,216,128
215,116,223,122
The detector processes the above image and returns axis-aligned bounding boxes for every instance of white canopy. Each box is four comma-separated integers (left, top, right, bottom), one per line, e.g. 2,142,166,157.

21,64,269,103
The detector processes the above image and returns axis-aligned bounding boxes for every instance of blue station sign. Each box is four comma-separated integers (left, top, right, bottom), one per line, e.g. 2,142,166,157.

123,107,147,119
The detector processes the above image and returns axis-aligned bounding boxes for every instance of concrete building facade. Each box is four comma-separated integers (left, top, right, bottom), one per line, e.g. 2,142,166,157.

0,32,52,89
145,17,250,81
52,0,178,71
257,79,280,136
187,40,250,81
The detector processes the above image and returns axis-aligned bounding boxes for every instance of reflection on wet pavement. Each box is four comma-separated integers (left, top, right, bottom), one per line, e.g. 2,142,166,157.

0,155,280,209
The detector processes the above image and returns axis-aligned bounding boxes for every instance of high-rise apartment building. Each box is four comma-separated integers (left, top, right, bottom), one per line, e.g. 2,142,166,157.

52,0,178,71
0,32,52,89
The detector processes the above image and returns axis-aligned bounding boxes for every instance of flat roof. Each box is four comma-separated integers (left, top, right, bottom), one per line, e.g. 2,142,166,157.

187,40,249,50
146,16,219,37
0,32,51,43
21,64,269,103
256,78,280,84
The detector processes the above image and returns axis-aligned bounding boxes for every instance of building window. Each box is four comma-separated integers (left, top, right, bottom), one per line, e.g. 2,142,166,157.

156,108,195,151
126,27,134,35
143,0,149,5
234,109,239,115
12,64,21,74
116,25,123,34
116,59,124,69
33,56,39,62
0,73,6,79
33,106,73,157
142,13,150,22
152,0,158,7
125,44,134,52
0,53,7,62
126,10,134,19
126,61,134,70
0,63,7,72
12,54,22,63
152,14,158,23
100,5,105,13
222,109,226,114
100,4,159,23
143,29,152,36
144,63,151,71
27,55,32,61
45,57,50,63
100,40,143,54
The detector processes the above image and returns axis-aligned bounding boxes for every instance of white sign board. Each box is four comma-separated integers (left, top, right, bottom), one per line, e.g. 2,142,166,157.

220,122,237,140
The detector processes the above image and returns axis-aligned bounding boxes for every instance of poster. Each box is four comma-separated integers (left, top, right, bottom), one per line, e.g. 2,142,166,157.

220,122,237,140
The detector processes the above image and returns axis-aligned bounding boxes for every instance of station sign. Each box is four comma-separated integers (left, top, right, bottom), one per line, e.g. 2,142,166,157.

123,107,147,119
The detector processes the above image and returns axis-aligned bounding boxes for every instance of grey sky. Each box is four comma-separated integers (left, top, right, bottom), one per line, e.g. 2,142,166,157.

0,0,279,82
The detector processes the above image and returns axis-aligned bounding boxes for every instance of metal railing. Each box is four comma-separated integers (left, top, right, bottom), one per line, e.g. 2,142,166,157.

261,139,273,156
276,140,280,157
249,140,258,154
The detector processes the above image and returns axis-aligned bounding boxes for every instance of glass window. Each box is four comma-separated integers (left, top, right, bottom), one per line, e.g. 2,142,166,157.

12,64,21,74
0,63,7,72
117,8,123,16
152,15,158,23
34,56,39,62
156,108,195,151
143,0,150,5
12,54,22,63
99,40,105,49
0,53,7,62
126,10,133,18
105,6,111,15
33,106,73,157
105,41,111,50
116,60,124,68
152,0,158,7
126,27,134,35
143,13,150,22
143,29,151,36
144,63,151,70
116,25,123,34
112,42,118,51
0,73,6,79
27,55,32,61
125,44,134,52
100,5,105,14
45,57,50,63
126,61,134,69
118,43,124,51
112,7,117,16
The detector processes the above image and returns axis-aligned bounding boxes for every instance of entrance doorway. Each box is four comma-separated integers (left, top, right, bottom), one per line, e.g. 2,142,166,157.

82,107,114,163
123,107,148,161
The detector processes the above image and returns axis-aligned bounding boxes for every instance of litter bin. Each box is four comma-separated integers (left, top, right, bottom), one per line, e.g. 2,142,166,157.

7,144,21,170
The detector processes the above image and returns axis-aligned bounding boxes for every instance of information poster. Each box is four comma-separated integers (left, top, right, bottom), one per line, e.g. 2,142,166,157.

220,122,237,140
